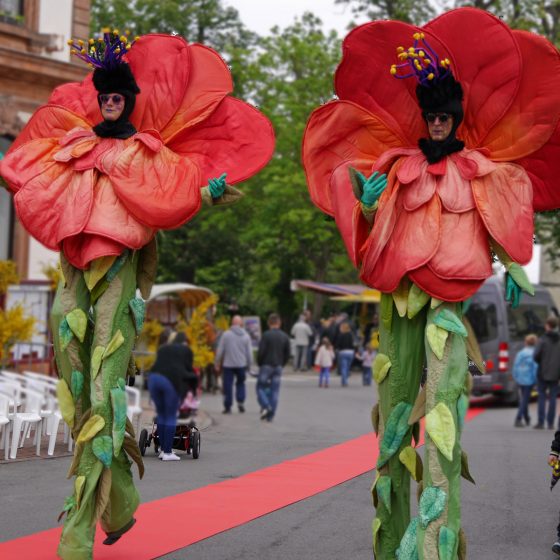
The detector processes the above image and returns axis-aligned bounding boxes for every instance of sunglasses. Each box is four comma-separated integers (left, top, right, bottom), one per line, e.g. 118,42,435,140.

426,113,451,123
99,94,124,105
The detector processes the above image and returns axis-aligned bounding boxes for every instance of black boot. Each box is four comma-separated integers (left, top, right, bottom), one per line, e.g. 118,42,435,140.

103,518,136,545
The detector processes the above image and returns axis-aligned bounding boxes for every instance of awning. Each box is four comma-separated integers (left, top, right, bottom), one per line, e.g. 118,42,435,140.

290,280,365,296
331,289,381,303
145,283,214,307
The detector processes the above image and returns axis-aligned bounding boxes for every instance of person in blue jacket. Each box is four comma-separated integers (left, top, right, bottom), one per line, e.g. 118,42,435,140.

513,333,538,427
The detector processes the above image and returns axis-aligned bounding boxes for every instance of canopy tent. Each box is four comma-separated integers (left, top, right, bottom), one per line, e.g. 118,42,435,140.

290,280,365,296
331,289,381,303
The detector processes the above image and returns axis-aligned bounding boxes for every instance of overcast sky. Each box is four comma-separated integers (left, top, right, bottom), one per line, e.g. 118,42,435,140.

225,0,368,36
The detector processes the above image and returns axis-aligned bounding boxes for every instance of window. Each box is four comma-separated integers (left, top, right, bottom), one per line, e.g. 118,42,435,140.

0,0,23,18
465,301,498,344
507,304,549,341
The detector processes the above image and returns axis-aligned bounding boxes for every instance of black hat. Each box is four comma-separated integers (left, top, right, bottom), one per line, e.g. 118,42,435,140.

92,62,140,96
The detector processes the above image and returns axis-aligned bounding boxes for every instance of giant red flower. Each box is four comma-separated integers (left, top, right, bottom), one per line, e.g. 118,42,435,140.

0,34,274,269
303,8,560,301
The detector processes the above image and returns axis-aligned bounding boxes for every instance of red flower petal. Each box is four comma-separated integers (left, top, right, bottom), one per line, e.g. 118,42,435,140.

472,163,533,264
335,21,454,146
436,158,476,213
303,100,402,215
479,30,560,160
63,235,126,270
161,44,233,143
48,77,99,126
409,266,484,302
168,96,274,186
425,8,521,149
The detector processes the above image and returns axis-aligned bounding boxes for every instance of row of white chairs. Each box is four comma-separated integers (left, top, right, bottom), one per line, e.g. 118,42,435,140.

0,370,143,460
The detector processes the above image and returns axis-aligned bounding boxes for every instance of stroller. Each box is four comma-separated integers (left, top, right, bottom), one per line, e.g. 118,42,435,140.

139,392,201,459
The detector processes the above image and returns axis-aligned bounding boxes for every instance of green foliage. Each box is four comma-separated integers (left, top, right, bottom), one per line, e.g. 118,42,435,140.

335,0,435,25
111,388,127,455
419,485,447,528
377,401,412,468
396,517,419,560
93,435,113,468
438,526,457,560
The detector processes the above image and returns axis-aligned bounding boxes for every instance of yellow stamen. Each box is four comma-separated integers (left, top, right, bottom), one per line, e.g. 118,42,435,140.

390,67,397,75
88,38,95,45
427,73,434,80
397,46,404,53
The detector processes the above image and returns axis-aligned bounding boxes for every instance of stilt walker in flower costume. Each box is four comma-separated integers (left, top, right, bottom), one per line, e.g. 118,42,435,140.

0,30,274,560
303,8,560,559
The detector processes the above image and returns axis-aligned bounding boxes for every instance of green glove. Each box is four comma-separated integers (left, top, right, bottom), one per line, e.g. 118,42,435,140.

208,172,227,199
505,273,522,308
358,171,387,207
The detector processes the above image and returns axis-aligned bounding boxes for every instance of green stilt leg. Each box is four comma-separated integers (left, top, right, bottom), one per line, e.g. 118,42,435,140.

56,253,143,560
417,303,468,560
373,292,426,559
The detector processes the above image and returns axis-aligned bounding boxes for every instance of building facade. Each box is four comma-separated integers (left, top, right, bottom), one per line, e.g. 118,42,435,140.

0,0,90,278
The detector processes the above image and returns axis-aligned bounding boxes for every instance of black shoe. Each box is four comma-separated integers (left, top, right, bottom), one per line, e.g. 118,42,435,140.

552,541,560,556
266,410,274,422
238,404,245,413
260,408,270,420
103,518,136,545
222,408,231,414
534,424,545,429
514,419,524,428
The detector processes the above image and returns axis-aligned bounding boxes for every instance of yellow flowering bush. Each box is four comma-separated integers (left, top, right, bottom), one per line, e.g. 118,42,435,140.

184,295,219,369
41,262,62,291
134,319,163,372
0,260,18,296
0,304,36,366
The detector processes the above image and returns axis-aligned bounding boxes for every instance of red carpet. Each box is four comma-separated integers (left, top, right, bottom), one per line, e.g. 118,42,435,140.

0,408,485,559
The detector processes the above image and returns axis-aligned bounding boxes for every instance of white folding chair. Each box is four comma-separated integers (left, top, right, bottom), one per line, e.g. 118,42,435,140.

10,386,44,459
0,380,23,413
0,390,11,460
125,386,143,436
0,370,23,382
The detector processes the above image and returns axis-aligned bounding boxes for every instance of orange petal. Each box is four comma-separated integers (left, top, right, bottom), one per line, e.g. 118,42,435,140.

401,169,436,212
167,97,274,186
161,44,233,143
303,100,402,216
48,77,99,127
472,163,533,264
436,157,476,213
425,8,521,148
479,30,560,160
108,141,202,229
13,165,94,250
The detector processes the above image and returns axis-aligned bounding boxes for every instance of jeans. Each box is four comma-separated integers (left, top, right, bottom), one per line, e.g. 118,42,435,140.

222,367,246,411
516,384,533,423
295,345,308,370
338,350,354,386
148,373,180,453
256,365,282,417
537,378,559,427
362,366,372,386
319,367,330,387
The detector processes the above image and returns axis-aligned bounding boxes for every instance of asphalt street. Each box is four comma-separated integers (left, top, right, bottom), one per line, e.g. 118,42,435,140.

1,369,559,559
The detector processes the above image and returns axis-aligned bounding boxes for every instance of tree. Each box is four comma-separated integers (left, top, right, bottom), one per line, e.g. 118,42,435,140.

335,0,435,25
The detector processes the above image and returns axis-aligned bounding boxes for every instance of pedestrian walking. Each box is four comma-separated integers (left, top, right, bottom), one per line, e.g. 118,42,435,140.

291,315,313,371
534,317,560,429
315,337,335,388
548,433,560,555
148,331,196,461
512,334,538,427
335,322,355,387
356,344,376,386
215,315,253,414
256,314,291,421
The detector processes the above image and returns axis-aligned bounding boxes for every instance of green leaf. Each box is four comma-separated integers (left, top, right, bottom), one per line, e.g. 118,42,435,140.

426,402,456,461
111,388,127,455
122,435,145,479
106,250,129,282
84,255,116,291
77,414,105,443
90,279,109,304
380,293,393,332
431,297,443,309
370,471,380,508
457,394,469,431
70,370,84,400
399,446,423,482
426,324,448,360
103,330,124,359
66,309,88,343
59,318,74,351
93,435,113,468
373,353,391,385
371,403,380,435
461,450,476,484
91,346,105,380
419,486,447,528
408,387,426,425
56,379,75,428
407,283,430,319
392,279,409,318
377,402,412,468
508,263,535,295
434,308,468,337
372,517,382,556
438,526,457,560
75,475,86,509
117,378,126,391
464,316,486,374
396,517,419,560
462,298,472,314
129,297,145,335
93,468,112,522
376,475,392,513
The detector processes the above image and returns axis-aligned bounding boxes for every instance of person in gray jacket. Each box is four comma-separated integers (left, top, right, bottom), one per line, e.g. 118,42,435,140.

215,315,253,414
534,316,560,429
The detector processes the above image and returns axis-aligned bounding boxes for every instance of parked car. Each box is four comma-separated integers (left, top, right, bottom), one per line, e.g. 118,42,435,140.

466,275,557,405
